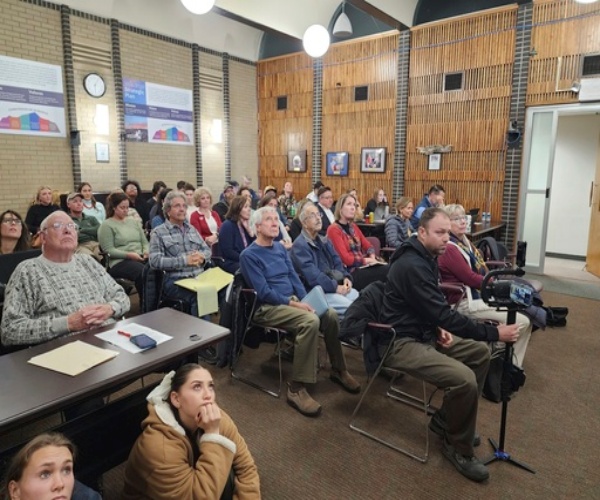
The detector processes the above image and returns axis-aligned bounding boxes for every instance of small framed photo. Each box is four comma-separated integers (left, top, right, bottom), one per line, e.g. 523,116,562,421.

361,147,386,173
326,152,349,176
95,142,110,163
287,150,307,173
428,153,441,171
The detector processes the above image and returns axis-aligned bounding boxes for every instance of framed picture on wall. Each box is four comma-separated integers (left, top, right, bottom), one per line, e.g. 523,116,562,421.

428,153,441,171
287,150,307,173
325,152,349,176
361,147,386,173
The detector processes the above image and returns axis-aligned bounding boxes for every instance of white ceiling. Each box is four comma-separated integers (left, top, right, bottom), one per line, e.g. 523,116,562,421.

44,0,419,60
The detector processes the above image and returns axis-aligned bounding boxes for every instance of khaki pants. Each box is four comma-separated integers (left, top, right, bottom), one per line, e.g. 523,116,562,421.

253,305,346,384
76,241,102,261
385,337,490,456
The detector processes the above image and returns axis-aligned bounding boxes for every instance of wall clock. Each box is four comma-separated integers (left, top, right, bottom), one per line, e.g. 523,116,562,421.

83,73,106,98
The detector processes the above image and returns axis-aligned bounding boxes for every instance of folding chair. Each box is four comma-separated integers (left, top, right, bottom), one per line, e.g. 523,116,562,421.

349,322,439,463
230,288,293,398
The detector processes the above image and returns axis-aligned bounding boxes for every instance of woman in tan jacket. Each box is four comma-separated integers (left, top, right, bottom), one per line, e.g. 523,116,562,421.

123,364,260,499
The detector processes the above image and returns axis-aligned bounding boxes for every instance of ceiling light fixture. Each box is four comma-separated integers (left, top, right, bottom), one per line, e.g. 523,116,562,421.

333,2,353,38
574,0,599,3
180,0,215,15
303,25,330,58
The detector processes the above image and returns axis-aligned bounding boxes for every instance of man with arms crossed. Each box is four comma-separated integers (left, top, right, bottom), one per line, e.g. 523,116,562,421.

1,211,130,347
240,206,360,417
381,208,519,482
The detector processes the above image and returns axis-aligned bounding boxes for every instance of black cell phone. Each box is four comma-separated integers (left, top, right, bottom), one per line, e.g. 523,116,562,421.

130,333,157,350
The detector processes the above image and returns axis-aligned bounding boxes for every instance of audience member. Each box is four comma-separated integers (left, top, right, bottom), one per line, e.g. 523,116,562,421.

278,181,296,218
291,202,358,319
316,186,335,235
287,199,309,242
25,186,60,235
306,181,324,203
1,432,101,500
147,180,167,210
219,195,255,274
176,180,187,191
213,182,236,222
149,191,212,317
1,211,129,346
242,175,260,205
327,194,388,291
219,180,239,202
122,364,260,499
257,194,291,249
66,192,101,261
364,188,389,221
149,188,172,228
190,187,222,246
183,182,196,220
411,184,445,228
380,207,520,482
78,182,106,223
122,179,150,226
438,204,532,366
347,188,364,221
0,210,30,255
384,196,414,248
240,206,360,417
98,192,148,303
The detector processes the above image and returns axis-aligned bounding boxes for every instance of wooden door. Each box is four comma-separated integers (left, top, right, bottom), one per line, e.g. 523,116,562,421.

586,133,600,277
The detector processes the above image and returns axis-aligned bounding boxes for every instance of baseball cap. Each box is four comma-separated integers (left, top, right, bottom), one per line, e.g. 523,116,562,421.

264,185,277,195
223,182,235,192
67,192,83,202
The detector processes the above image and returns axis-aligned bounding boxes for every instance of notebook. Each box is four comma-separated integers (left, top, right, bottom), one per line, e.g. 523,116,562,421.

28,340,118,376
301,285,329,318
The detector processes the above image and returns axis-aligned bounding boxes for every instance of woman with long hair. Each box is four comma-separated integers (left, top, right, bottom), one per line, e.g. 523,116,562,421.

24,186,60,235
364,187,389,221
77,182,106,223
327,193,388,291
0,210,30,255
98,192,148,301
190,187,222,246
123,364,260,499
219,196,255,274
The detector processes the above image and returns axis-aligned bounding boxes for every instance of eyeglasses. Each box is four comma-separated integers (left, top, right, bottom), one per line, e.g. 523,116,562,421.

450,216,467,222
1,218,22,225
44,222,79,232
306,212,323,220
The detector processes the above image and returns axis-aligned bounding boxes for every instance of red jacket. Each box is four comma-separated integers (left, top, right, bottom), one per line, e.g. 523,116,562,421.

189,210,222,241
327,222,374,270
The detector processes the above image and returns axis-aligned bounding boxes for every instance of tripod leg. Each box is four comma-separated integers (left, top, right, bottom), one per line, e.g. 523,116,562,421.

483,438,535,473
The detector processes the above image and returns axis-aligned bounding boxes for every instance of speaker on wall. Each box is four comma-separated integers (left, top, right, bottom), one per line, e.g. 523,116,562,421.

70,130,81,147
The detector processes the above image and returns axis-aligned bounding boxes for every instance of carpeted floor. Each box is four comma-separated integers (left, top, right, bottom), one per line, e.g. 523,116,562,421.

98,290,600,499
527,273,600,301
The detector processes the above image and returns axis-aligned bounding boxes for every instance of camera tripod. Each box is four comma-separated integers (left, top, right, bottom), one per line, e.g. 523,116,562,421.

482,306,535,474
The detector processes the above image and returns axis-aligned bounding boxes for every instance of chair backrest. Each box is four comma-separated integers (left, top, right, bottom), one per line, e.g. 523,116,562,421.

476,236,507,262
141,263,160,313
365,236,381,257
0,249,42,285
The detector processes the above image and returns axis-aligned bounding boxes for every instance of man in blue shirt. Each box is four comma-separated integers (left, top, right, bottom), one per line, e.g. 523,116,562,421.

411,184,445,228
240,206,360,417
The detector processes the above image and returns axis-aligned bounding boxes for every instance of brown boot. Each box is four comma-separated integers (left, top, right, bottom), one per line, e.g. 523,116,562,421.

287,383,322,417
330,370,361,394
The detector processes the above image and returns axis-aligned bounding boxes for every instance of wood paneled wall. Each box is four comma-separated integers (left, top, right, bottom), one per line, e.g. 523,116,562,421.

321,33,397,202
257,53,313,200
406,6,518,218
528,0,600,106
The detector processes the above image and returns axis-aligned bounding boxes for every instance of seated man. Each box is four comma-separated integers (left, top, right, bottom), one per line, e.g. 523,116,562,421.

410,184,445,228
239,206,360,417
66,191,101,261
381,208,519,483
149,191,212,317
213,182,235,222
1,211,130,347
290,202,358,319
316,186,335,235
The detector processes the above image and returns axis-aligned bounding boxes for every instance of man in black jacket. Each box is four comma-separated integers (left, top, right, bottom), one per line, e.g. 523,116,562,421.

381,207,519,482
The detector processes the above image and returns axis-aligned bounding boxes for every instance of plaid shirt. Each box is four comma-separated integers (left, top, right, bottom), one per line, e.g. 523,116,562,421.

149,219,211,281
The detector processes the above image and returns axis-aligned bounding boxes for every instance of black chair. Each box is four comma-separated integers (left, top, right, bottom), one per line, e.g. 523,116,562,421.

141,264,189,314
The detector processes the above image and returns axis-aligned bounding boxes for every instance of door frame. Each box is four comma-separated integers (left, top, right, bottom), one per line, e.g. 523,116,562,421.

519,102,600,274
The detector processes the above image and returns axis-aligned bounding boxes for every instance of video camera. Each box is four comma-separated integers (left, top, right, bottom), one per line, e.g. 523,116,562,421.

480,242,532,309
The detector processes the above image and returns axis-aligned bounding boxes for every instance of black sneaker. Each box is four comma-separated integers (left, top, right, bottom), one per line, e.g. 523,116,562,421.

442,439,489,483
429,411,481,447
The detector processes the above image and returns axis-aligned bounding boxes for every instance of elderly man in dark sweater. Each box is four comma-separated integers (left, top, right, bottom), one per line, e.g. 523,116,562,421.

240,206,360,417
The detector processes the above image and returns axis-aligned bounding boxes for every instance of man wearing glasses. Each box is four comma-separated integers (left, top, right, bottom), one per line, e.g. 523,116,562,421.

1,211,130,347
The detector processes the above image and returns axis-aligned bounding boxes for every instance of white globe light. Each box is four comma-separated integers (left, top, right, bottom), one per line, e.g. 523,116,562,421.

181,0,215,15
303,25,330,58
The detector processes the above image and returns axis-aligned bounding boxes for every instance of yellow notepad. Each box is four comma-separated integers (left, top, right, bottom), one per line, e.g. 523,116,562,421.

175,267,234,317
28,340,119,377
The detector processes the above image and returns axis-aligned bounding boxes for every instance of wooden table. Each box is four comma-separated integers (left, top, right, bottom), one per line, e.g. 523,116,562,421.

0,308,229,482
468,221,505,241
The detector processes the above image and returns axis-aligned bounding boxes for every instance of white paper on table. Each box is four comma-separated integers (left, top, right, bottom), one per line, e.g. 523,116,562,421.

95,323,173,354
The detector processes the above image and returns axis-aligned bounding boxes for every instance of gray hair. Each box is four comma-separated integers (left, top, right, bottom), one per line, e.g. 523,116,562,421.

250,206,277,235
163,190,187,216
299,201,316,224
443,204,465,218
39,211,65,232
